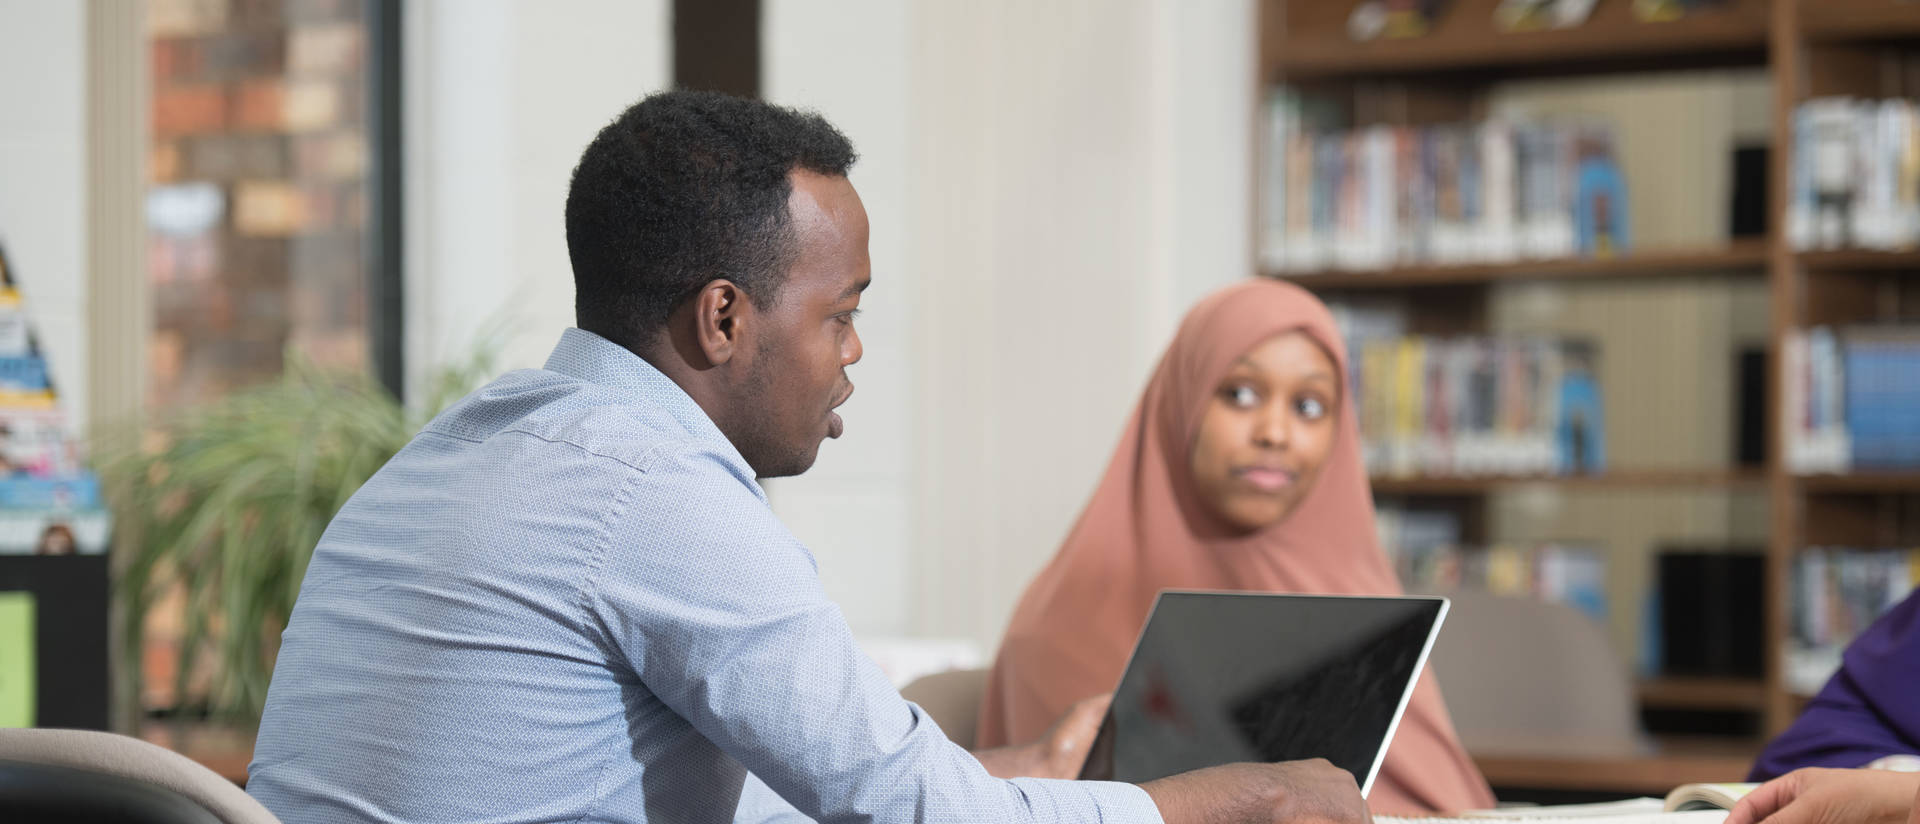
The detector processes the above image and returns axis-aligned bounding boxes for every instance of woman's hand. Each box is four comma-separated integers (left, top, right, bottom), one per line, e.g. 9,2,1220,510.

973,693,1111,779
1726,768,1920,824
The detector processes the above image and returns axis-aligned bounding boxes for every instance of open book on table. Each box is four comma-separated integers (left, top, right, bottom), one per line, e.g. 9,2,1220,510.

1380,783,1759,824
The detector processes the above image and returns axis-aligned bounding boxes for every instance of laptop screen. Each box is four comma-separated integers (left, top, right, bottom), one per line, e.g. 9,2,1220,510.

1078,591,1447,794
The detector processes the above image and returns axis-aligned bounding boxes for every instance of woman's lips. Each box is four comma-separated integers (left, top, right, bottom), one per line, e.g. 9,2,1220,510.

1234,466,1295,492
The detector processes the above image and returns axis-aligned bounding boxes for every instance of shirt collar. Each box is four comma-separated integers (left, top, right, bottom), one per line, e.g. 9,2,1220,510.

543,328,757,478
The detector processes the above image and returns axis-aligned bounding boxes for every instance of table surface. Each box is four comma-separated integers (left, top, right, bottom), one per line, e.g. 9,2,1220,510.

147,723,1760,797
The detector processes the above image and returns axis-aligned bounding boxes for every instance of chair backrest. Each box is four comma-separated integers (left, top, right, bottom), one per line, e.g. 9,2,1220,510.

0,728,281,824
900,668,990,750
1426,590,1643,755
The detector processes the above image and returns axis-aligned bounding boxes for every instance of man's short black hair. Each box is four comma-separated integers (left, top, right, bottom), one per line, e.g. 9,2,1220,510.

565,90,857,349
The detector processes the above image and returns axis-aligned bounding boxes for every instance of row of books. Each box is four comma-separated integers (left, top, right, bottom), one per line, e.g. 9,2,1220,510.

1375,506,1609,621
1782,325,1920,474
0,283,110,557
1356,334,1606,478
1785,547,1920,694
1260,94,1631,273
1788,97,1920,252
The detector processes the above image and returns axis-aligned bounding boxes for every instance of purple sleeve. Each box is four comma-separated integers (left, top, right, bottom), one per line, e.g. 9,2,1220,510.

1750,587,1920,781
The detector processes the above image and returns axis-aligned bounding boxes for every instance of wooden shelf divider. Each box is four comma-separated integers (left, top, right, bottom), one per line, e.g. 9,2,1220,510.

1798,472,1920,494
1638,676,1770,712
1797,250,1920,272
1271,0,1770,80
1473,735,1763,795
1270,242,1769,289
1371,469,1768,496
1801,1,1920,44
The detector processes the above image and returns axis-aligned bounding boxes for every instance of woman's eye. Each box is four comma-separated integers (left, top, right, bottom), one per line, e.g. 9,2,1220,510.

1296,396,1326,420
1225,385,1260,408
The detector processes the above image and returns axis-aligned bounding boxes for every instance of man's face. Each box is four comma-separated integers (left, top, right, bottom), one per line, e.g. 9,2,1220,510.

735,170,868,478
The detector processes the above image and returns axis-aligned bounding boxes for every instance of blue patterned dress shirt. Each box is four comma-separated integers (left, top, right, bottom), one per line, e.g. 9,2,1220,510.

246,328,1163,824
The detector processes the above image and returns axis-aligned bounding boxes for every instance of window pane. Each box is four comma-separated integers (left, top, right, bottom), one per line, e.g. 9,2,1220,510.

141,0,380,713
147,0,373,413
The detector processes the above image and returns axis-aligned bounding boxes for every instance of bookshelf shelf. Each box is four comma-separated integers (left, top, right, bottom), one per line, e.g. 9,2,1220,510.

1371,470,1767,495
1801,1,1920,44
1271,243,1770,290
1269,0,1769,81
1798,473,1920,494
1638,676,1770,712
1472,735,1762,795
1797,250,1920,272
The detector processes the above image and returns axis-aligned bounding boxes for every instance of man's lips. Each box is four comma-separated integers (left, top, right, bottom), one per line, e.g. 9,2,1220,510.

827,385,854,440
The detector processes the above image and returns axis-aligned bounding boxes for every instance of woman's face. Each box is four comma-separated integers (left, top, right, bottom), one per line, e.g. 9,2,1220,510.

1187,330,1341,534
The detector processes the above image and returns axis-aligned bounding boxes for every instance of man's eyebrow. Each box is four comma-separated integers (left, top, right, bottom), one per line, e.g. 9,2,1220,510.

839,278,871,300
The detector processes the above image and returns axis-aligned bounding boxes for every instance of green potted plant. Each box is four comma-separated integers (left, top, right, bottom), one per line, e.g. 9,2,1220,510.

101,350,493,724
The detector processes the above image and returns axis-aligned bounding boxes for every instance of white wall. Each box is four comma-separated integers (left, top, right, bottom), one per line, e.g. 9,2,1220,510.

404,0,671,393
761,0,919,636
0,0,88,428
405,0,1255,651
764,0,1254,647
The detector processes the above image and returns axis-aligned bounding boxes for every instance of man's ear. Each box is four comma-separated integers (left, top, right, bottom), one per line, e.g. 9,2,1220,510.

689,279,748,366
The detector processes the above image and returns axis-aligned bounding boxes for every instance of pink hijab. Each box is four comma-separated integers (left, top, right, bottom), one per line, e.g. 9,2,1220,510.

975,279,1494,814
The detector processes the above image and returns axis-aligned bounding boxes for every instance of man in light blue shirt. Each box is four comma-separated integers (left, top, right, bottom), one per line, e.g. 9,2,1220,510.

247,90,1366,824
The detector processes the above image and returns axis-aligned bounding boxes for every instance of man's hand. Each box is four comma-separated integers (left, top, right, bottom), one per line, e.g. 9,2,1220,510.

972,693,1111,779
1725,768,1920,824
1141,759,1371,824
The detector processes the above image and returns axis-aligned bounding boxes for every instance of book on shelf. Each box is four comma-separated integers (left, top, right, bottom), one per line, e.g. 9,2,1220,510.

1789,97,1920,252
1494,0,1598,32
1376,505,1608,621
1339,324,1605,478
1397,541,1609,623
1787,546,1920,695
1782,325,1920,474
1261,97,1628,273
1653,549,1764,679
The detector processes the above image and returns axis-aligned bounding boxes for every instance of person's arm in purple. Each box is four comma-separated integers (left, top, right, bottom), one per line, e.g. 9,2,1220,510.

1751,587,1920,781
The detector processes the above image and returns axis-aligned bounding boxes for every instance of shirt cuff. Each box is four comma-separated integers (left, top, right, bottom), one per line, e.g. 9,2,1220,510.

1865,754,1920,772
1007,778,1166,824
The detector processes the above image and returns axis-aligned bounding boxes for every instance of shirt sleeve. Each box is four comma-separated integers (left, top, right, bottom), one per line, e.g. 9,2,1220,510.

587,448,1164,824
1751,588,1920,781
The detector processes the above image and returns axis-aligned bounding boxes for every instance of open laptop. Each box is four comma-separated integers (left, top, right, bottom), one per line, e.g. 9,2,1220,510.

1077,591,1448,797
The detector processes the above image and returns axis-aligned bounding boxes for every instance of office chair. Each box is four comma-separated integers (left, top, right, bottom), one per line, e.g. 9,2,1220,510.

901,668,990,750
1427,590,1647,756
0,728,280,824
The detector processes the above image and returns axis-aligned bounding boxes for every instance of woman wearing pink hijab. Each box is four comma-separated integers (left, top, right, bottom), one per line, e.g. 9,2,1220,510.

975,278,1495,815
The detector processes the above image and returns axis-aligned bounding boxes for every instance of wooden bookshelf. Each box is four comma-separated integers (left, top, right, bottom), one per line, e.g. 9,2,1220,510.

1257,0,1920,747
1474,735,1762,795
1269,0,1769,81
1798,472,1920,494
1638,676,1770,712
1797,250,1920,272
1273,242,1769,289
1371,470,1767,496
1801,0,1920,44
